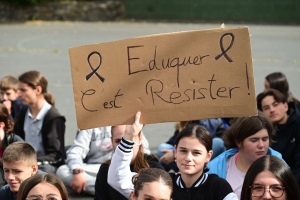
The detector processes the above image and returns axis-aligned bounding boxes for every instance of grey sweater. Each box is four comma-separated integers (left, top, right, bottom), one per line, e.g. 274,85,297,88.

66,127,113,170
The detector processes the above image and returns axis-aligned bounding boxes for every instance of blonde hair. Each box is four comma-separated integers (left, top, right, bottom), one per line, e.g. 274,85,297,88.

2,142,37,165
0,75,18,91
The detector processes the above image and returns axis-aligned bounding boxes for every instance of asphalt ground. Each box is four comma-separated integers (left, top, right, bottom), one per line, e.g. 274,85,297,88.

1,21,300,199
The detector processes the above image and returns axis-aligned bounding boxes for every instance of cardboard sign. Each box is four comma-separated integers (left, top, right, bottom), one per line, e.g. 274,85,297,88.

69,27,257,130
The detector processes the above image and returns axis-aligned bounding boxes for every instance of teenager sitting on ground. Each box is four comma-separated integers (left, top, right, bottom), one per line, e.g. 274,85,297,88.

108,112,238,200
157,118,226,172
0,75,25,120
241,155,300,200
264,72,300,110
94,125,162,200
207,111,284,199
0,104,23,187
56,126,114,195
14,70,66,173
0,142,42,200
257,88,300,186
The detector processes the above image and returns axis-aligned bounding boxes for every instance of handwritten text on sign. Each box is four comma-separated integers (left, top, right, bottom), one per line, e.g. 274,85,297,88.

69,27,257,130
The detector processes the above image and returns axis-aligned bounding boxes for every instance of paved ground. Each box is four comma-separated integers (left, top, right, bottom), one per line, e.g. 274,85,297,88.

1,21,299,199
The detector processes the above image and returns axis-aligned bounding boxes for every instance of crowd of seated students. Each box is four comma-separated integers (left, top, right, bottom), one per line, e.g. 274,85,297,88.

0,71,300,200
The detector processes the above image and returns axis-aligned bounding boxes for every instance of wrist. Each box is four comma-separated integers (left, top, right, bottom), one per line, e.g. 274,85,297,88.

72,168,83,175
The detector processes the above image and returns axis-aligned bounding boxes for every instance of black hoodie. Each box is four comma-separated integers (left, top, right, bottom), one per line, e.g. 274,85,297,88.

271,102,300,186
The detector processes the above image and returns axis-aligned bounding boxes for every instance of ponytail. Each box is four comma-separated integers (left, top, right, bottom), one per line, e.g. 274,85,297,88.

44,92,55,106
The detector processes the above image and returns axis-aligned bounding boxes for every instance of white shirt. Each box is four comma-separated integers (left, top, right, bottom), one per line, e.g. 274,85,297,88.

226,155,246,200
24,101,51,156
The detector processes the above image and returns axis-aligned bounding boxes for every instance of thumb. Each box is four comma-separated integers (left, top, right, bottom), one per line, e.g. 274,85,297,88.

160,149,171,153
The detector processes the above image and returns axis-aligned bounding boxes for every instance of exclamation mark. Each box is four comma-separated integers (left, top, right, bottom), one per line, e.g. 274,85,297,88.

245,63,250,95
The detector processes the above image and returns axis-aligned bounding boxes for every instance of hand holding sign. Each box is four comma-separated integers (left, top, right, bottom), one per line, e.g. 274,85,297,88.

123,111,144,143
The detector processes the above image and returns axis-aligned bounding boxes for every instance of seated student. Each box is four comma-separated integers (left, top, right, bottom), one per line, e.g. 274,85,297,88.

0,142,39,200
94,125,163,200
241,155,300,200
56,126,114,195
207,111,284,199
131,168,173,200
264,72,300,110
0,104,23,157
17,174,69,200
157,119,226,172
0,76,25,120
108,112,238,200
257,89,300,186
13,70,66,173
0,104,23,187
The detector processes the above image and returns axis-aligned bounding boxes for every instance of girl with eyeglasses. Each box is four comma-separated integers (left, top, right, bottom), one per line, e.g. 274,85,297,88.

241,155,300,200
17,174,68,200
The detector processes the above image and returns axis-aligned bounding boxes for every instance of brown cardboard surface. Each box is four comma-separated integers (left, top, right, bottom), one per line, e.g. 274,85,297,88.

69,27,257,130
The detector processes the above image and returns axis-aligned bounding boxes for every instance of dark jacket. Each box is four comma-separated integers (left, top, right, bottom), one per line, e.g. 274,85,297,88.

10,97,25,120
170,173,237,200
13,106,66,167
94,154,164,200
2,133,23,153
0,184,15,200
271,102,300,186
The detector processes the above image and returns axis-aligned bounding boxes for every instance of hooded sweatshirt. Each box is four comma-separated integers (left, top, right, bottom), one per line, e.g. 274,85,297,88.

272,102,300,186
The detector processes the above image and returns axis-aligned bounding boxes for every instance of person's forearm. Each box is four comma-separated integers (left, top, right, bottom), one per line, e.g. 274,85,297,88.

108,138,136,199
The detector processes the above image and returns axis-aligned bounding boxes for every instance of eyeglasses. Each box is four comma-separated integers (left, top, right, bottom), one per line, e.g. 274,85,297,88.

250,184,285,198
26,195,62,200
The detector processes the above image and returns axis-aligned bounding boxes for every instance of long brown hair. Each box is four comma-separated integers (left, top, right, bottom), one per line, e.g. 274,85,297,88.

132,141,149,172
18,70,55,106
0,104,14,134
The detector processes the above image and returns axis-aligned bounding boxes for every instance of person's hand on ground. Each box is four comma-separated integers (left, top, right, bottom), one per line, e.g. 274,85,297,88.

71,172,86,193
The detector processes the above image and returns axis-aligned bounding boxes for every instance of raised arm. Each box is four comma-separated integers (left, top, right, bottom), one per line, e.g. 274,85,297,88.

107,112,143,199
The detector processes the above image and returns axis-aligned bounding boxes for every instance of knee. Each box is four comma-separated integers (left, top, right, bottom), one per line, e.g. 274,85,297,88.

56,165,70,177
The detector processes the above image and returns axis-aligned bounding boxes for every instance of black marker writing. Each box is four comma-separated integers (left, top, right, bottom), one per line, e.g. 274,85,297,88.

145,74,240,105
245,62,250,95
215,33,235,62
127,45,148,75
103,89,124,109
81,89,98,112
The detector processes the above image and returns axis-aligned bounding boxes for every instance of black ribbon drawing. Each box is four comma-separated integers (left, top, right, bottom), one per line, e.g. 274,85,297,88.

215,33,235,62
86,51,105,83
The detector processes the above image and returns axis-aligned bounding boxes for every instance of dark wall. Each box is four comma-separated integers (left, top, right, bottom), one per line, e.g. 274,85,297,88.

125,0,300,24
